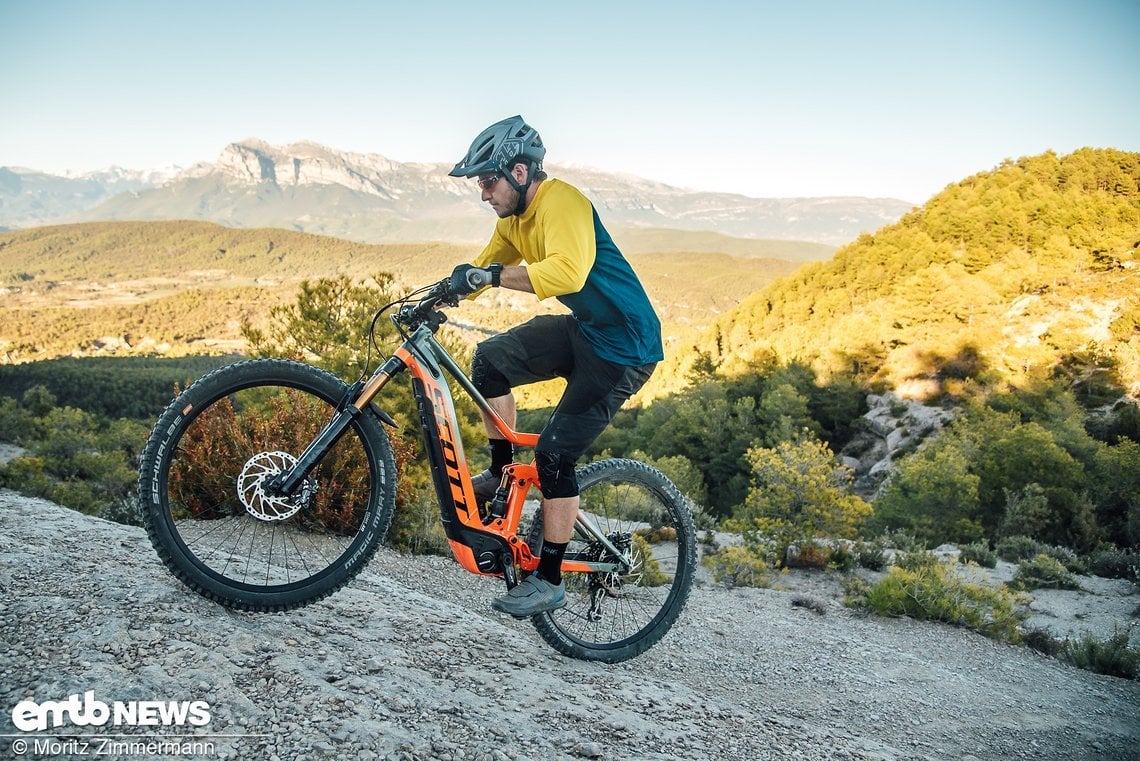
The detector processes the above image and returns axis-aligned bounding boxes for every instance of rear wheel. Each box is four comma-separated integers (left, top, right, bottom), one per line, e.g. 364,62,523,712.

138,359,396,610
530,458,696,662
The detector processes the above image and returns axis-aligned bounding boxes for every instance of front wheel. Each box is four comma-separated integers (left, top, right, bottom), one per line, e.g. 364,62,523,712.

138,359,397,611
530,458,697,662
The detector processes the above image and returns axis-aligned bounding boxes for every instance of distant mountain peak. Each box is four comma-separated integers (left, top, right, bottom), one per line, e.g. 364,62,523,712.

1,138,914,246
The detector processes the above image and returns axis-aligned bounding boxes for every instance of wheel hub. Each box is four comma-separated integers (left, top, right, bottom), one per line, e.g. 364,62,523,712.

237,451,314,521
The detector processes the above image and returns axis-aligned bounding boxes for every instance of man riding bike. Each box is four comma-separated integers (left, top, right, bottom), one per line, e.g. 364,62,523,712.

447,115,663,618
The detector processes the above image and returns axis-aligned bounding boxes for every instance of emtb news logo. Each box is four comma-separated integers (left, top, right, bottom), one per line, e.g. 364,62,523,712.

11,690,211,732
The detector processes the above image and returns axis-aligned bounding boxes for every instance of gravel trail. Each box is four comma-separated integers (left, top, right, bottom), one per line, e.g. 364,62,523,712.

1,490,1137,761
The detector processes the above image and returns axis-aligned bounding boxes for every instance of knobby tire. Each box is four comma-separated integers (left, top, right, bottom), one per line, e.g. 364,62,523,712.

530,459,697,662
138,359,396,611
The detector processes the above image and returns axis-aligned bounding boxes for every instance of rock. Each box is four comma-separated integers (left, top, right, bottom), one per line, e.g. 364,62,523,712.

840,392,955,498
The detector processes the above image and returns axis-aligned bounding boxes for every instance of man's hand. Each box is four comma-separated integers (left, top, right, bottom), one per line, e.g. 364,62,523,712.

449,263,501,296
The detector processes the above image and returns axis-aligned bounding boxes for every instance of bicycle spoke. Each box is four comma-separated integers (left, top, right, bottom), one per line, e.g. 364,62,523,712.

142,360,395,607
534,460,695,660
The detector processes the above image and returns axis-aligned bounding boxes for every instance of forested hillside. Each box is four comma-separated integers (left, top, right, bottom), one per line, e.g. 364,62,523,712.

0,220,798,363
680,148,1140,401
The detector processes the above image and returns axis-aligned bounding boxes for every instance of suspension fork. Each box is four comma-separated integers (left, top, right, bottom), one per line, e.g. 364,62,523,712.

268,352,407,496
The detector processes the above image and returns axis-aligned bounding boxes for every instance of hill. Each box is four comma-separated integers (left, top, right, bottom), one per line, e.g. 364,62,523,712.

2,489,1138,760
678,148,1140,400
0,220,799,363
614,227,835,261
1,138,912,247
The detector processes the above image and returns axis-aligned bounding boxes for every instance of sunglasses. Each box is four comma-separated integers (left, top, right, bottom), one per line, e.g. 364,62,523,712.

475,175,501,191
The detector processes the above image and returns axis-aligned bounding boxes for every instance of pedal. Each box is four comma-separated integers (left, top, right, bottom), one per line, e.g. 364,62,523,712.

502,555,518,589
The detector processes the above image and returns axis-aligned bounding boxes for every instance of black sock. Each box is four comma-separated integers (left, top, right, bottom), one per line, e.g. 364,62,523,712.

537,540,568,586
489,439,514,477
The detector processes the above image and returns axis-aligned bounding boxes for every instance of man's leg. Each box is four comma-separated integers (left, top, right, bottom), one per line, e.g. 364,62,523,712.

541,496,578,544
471,348,520,498
483,392,516,438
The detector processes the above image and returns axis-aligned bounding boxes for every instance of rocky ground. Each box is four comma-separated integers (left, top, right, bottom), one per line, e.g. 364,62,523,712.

1,489,1138,761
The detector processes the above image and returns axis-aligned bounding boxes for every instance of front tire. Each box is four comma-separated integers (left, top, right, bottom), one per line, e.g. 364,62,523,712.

530,459,697,662
138,359,396,611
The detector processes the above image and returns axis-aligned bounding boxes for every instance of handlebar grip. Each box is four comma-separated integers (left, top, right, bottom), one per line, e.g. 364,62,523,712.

466,269,492,289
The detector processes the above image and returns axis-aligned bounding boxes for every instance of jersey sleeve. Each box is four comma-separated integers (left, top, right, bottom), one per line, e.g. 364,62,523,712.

524,189,596,300
472,226,522,269
466,227,522,299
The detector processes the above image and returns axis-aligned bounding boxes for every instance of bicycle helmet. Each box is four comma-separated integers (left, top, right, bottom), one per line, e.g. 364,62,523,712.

450,115,545,215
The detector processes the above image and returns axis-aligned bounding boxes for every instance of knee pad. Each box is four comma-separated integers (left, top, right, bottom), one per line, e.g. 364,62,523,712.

535,450,579,499
471,346,511,399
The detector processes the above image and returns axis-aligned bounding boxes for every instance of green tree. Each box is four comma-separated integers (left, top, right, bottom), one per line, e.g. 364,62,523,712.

756,382,819,447
637,381,759,518
242,273,401,380
1089,437,1140,546
973,421,1093,548
728,437,872,562
873,436,983,544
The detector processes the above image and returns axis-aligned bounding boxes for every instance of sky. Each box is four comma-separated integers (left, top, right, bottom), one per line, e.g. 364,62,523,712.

1,0,1137,204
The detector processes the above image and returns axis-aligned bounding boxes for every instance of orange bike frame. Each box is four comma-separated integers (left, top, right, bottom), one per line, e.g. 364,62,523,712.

350,323,597,583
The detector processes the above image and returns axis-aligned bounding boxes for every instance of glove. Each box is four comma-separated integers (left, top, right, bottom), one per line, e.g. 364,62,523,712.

449,263,501,296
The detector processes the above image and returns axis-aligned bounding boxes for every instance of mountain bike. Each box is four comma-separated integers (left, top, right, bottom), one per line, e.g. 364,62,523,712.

138,277,696,662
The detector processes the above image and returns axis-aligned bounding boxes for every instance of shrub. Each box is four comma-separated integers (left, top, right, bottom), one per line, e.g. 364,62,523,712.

1083,548,1140,583
0,394,37,443
996,535,1047,563
782,539,861,571
636,525,678,544
1062,630,1140,680
841,574,871,607
875,528,927,554
856,539,888,571
386,487,449,556
1040,544,1087,575
828,543,859,572
1000,483,1052,540
857,559,1025,643
895,551,941,572
702,545,773,588
785,540,832,570
1012,554,1081,591
1021,626,1066,657
960,539,998,568
631,534,670,587
170,389,372,533
0,406,146,525
791,595,827,615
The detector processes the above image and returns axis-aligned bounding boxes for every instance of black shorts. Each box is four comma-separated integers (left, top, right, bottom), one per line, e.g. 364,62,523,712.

475,314,655,460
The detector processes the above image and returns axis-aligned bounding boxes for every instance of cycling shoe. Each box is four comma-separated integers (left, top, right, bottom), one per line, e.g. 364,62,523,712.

491,574,566,618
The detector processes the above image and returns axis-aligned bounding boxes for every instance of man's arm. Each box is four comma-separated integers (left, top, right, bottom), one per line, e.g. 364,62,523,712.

499,265,535,294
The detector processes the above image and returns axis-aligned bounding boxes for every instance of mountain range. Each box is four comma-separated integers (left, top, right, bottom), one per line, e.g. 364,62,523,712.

0,139,913,247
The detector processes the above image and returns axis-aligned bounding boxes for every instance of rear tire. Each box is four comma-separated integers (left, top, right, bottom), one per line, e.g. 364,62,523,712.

530,458,696,662
138,359,396,611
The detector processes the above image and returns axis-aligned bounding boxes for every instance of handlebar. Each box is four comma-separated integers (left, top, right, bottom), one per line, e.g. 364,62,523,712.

393,278,458,332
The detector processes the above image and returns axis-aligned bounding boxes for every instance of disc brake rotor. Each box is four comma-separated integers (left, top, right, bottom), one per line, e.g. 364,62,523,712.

237,451,314,521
